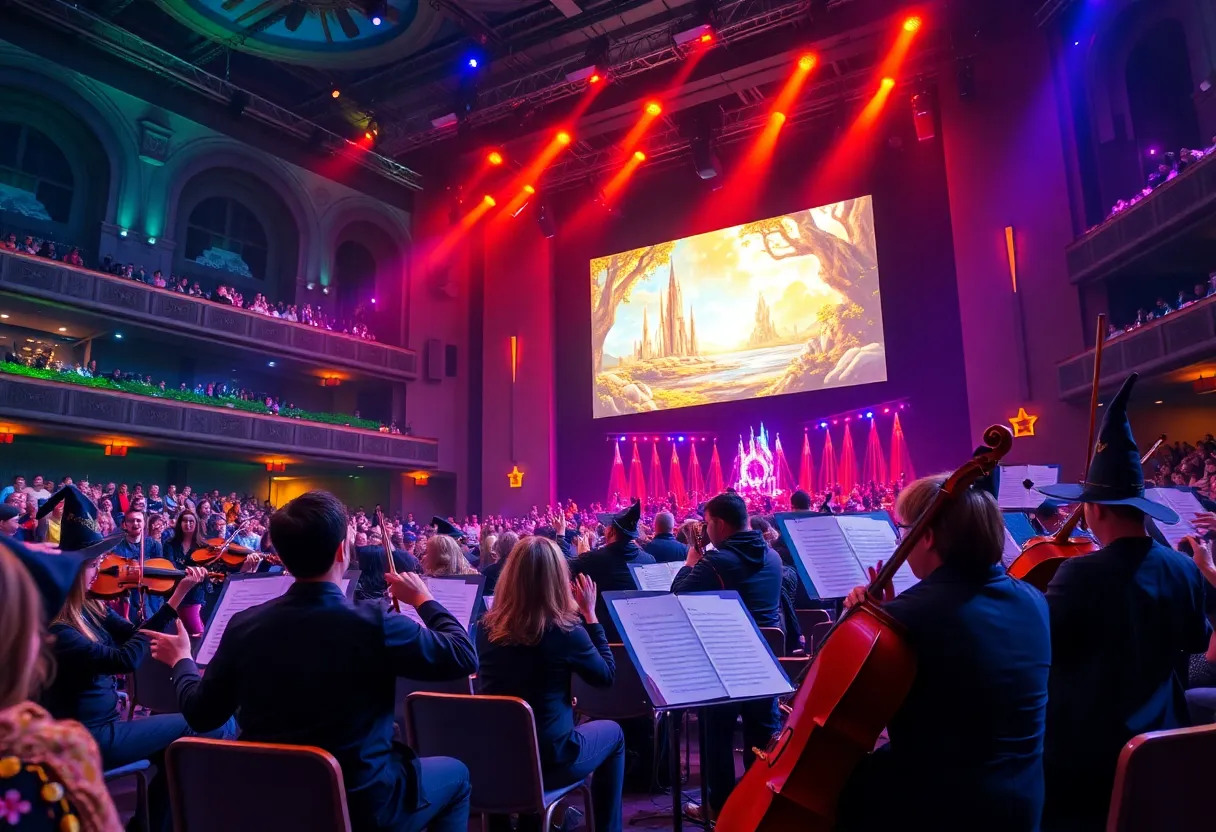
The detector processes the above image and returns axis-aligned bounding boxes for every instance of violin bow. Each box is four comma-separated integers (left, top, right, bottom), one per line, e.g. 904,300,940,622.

1054,313,1107,542
377,510,401,613
137,530,146,619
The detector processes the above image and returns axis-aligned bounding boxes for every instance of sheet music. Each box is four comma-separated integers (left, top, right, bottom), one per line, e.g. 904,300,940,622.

611,594,726,706
679,594,792,699
483,595,493,609
835,516,917,595
1001,527,1022,569
400,577,481,630
782,516,867,598
630,561,685,592
196,575,294,665
1146,488,1206,547
999,465,1060,510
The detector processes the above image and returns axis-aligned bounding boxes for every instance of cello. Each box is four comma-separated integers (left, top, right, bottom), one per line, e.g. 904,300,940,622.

714,423,1013,832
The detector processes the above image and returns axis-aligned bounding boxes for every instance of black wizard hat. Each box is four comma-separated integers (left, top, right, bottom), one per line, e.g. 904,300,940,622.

597,499,641,539
36,484,124,560
1,534,90,622
1038,374,1178,524
431,516,466,540
974,445,1000,500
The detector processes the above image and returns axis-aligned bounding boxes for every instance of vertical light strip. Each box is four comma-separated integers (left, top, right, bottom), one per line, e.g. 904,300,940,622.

1005,225,1018,293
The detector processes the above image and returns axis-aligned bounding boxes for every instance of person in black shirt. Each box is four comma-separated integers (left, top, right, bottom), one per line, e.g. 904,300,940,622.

476,536,623,832
148,491,477,832
570,501,654,640
643,511,687,563
673,492,783,819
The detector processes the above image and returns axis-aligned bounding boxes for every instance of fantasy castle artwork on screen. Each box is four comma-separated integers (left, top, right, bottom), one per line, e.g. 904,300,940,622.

590,195,887,418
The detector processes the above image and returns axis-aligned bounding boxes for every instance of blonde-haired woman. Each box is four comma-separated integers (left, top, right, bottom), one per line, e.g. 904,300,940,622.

422,534,478,577
476,537,624,832
0,538,123,831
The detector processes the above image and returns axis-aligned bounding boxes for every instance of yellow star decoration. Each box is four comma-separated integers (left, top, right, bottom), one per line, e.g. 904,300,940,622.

1009,407,1038,438
508,466,524,488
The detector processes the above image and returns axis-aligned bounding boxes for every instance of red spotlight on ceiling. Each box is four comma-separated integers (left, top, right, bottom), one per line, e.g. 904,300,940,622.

772,111,787,124
364,131,374,140
645,100,662,116
556,130,572,145
487,150,504,165
589,73,602,84
331,89,341,99
881,77,896,89
523,184,536,194
633,150,646,161
483,194,496,207
903,16,922,33
797,53,816,72
699,32,713,43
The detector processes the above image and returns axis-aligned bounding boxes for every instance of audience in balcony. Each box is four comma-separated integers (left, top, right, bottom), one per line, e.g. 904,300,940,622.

1102,136,1216,223
1,232,377,341
1104,275,1216,340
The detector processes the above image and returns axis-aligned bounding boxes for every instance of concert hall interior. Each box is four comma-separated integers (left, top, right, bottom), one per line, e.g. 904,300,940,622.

3,0,1216,830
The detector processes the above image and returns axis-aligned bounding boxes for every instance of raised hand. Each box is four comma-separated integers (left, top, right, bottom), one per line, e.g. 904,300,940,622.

387,571,433,608
147,619,194,667
572,573,598,623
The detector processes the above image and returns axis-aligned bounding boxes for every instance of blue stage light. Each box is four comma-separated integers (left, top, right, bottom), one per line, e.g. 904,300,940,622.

618,435,626,442
678,436,685,442
372,15,382,26
820,421,827,428
467,57,479,69
866,411,874,418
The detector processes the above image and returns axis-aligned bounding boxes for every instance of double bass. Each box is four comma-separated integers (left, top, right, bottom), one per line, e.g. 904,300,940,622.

714,424,1013,832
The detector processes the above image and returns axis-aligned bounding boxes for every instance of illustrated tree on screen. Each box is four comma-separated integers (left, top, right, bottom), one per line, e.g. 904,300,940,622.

589,242,675,374
739,198,882,395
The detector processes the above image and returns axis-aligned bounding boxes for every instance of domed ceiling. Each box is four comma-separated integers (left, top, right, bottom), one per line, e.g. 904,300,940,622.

151,0,447,68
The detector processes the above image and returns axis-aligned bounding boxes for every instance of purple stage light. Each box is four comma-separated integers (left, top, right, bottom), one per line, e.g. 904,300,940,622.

678,436,685,442
820,421,827,428
618,435,626,441
866,411,874,418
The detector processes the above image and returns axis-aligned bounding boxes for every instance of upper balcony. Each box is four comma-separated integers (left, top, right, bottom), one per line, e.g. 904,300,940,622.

1065,149,1216,285
0,249,418,381
1057,294,1216,401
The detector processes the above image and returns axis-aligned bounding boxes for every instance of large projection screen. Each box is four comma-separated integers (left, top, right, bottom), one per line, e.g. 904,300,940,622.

591,196,885,418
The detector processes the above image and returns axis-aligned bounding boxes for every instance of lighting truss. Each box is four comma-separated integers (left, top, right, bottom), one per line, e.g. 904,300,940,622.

381,0,816,155
8,0,423,191
1034,0,1077,28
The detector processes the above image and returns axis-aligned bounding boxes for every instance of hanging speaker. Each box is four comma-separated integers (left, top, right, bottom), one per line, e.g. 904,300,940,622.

537,201,557,238
911,92,936,142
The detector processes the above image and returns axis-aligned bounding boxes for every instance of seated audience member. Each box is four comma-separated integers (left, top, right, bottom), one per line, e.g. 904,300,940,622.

1,536,125,832
643,511,687,563
0,503,20,538
833,474,1051,831
570,501,654,641
422,534,478,577
673,493,783,818
163,511,209,635
476,537,623,832
480,531,519,596
147,491,478,832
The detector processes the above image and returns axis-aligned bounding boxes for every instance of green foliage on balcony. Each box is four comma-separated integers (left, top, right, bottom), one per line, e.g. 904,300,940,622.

0,362,383,431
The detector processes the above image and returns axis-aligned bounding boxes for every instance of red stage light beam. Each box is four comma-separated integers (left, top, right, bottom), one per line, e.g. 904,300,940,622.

620,100,665,153
602,150,647,202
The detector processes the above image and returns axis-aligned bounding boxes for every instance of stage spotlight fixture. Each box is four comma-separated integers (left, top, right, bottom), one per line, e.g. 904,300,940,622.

523,184,536,194
566,64,601,84
645,100,662,116
673,22,715,47
589,73,602,84
772,111,787,124
903,16,922,32
483,194,496,207
487,150,504,165
798,53,816,71
881,77,896,89
820,421,827,428
364,130,374,140
678,436,686,442
467,57,479,69
119,229,128,238
866,411,874,418
556,130,572,145
268,361,276,368
619,435,626,442
331,89,341,99
115,333,123,340
633,150,646,161
884,407,890,414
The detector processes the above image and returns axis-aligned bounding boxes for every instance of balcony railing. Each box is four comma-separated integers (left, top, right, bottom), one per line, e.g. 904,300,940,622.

0,373,438,469
0,250,418,381
1065,150,1216,284
1056,295,1216,401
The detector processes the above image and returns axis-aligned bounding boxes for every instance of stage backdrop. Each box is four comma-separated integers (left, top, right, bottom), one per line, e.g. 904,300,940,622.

555,99,972,506
591,196,886,418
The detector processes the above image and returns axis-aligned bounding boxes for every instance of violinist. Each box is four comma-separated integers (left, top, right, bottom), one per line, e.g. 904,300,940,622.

109,507,165,620
835,473,1051,832
1037,375,1212,832
163,510,209,635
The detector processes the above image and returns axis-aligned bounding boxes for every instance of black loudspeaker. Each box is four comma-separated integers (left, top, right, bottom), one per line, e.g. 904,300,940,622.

537,201,557,238
445,344,458,377
691,136,721,180
425,338,444,381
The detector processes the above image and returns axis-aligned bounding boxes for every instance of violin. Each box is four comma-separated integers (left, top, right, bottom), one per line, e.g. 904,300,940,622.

715,424,1013,832
89,553,223,598
190,523,254,567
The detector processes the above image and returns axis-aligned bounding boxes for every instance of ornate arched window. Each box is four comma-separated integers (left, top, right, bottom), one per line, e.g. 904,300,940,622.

183,196,268,280
0,122,73,224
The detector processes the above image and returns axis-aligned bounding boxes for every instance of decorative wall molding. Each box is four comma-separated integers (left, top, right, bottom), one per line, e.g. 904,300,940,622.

0,250,418,380
0,375,439,468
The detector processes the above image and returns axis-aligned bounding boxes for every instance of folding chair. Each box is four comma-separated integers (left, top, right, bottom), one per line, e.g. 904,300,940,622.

1105,724,1216,831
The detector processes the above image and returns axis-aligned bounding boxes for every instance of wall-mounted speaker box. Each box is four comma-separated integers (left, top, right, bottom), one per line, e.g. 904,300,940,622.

445,344,458,377
425,338,444,381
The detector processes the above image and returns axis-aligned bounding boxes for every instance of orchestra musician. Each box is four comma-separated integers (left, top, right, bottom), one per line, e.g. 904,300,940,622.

36,486,232,832
835,473,1051,831
1037,375,1213,831
569,501,654,641
146,491,479,832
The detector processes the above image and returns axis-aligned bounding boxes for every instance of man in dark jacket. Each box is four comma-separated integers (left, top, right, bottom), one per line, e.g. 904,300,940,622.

672,492,782,818
148,491,478,832
644,511,687,562
1038,374,1212,831
570,500,654,640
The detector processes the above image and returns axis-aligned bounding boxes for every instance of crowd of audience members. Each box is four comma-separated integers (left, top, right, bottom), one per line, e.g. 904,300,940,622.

1149,435,1216,501
0,231,375,340
1,350,408,434
1102,137,1216,223
1102,274,1216,339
